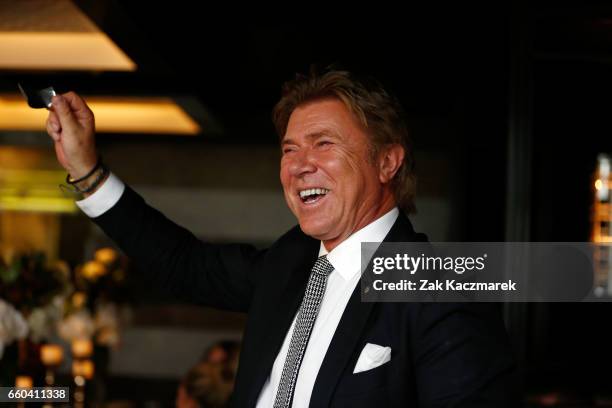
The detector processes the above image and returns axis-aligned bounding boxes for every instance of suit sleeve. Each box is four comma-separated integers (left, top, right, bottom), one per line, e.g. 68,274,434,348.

412,303,520,407
90,185,266,312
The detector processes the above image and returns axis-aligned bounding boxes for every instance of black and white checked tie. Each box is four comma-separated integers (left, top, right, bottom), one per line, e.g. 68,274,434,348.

273,255,334,408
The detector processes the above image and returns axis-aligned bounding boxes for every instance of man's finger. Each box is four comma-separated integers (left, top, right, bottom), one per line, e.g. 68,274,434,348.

47,111,61,132
46,118,60,141
51,94,79,133
61,91,93,121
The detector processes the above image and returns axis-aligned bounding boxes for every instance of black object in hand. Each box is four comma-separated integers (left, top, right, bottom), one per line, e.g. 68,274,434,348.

18,83,56,109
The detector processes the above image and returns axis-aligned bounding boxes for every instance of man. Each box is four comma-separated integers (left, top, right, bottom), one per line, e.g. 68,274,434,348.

176,340,240,408
46,70,518,407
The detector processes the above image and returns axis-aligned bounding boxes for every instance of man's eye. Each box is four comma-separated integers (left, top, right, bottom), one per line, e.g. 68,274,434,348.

317,141,332,147
283,147,296,154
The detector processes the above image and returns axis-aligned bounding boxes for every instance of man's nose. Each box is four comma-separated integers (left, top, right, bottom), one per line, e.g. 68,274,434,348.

288,149,317,177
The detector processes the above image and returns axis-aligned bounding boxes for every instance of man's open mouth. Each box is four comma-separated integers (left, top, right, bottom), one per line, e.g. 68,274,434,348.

299,188,330,204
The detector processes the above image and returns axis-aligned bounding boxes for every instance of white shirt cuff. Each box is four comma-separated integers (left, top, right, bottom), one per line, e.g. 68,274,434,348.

75,172,126,218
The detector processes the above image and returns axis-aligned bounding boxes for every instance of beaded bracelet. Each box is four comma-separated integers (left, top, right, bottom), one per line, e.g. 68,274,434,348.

60,160,109,196
73,163,109,194
66,156,102,185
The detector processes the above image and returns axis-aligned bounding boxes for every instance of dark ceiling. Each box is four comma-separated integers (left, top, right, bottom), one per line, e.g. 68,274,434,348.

21,1,513,143
3,1,612,145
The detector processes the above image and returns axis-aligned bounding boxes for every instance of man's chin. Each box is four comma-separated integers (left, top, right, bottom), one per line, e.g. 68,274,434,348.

298,221,333,241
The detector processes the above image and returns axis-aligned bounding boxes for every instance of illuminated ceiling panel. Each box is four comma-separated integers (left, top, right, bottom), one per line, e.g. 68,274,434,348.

0,95,201,135
0,33,136,71
0,0,135,71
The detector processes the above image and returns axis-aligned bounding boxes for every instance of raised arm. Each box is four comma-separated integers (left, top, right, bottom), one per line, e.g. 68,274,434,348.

46,93,263,312
46,93,102,194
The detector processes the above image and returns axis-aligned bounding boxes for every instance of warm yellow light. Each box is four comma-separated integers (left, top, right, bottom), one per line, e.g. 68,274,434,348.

71,339,94,359
81,261,107,280
0,0,135,71
0,195,77,212
89,98,201,135
0,168,77,213
94,247,118,265
0,95,201,135
15,376,33,389
72,359,94,380
0,32,135,71
595,179,603,190
40,344,64,366
72,292,87,309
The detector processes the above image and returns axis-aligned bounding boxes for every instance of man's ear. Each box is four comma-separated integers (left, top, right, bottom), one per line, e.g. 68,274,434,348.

378,144,405,184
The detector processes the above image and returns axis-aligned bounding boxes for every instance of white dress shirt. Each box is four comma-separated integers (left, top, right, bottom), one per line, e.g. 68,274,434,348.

75,172,125,217
75,174,399,408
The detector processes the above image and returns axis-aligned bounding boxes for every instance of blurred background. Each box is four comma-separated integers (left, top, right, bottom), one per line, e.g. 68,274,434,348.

0,0,612,406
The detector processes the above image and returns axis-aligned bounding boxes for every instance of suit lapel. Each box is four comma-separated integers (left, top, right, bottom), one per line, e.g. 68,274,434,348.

242,230,320,406
309,212,417,407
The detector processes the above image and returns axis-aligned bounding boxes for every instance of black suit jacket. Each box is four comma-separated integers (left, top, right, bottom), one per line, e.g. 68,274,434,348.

92,185,518,407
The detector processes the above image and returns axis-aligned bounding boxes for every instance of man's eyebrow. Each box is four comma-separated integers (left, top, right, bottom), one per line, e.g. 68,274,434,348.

282,131,337,145
281,137,296,146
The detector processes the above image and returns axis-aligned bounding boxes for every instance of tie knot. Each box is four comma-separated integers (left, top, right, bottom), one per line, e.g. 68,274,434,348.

312,255,334,276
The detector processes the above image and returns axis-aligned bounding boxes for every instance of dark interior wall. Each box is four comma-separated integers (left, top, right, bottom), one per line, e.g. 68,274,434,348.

525,58,612,395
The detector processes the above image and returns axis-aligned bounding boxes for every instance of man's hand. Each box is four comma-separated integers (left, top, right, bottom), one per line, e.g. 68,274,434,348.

45,92,98,179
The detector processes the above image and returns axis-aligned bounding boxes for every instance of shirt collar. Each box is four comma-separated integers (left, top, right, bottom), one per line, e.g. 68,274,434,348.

318,207,399,281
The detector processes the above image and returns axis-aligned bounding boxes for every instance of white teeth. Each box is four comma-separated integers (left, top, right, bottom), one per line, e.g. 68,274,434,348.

299,188,329,198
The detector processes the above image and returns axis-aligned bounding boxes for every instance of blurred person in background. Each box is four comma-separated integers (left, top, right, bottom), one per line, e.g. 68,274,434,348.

176,341,241,408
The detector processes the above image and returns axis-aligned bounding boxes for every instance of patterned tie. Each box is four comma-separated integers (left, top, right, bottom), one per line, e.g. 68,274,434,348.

274,255,334,408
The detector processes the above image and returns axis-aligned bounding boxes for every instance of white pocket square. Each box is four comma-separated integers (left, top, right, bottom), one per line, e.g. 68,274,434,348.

353,343,392,374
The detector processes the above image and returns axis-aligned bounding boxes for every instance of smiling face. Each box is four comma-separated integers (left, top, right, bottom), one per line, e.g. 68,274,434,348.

280,97,401,251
